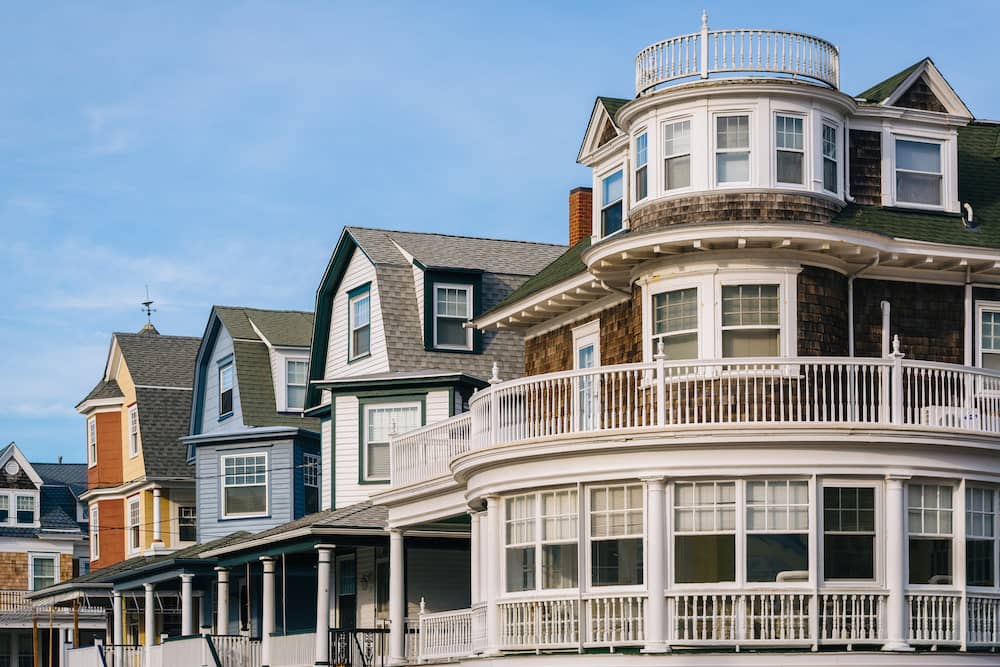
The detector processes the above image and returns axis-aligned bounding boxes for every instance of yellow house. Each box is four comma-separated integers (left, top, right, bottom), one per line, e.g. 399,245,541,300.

77,323,201,569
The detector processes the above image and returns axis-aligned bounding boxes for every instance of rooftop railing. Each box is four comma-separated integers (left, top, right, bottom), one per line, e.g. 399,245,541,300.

635,13,839,95
390,339,1000,489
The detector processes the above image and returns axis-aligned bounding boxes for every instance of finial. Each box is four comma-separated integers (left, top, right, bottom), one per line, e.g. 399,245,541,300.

701,9,709,31
654,339,666,361
489,361,501,385
419,598,426,616
890,334,905,359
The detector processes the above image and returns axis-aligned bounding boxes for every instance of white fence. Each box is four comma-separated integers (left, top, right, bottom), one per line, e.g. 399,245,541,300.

270,633,314,667
210,635,260,667
101,645,144,667
635,20,839,94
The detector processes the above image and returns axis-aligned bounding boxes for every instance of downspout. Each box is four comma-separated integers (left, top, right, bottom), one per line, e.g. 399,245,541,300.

881,300,891,357
848,254,880,357
843,117,854,203
965,265,973,366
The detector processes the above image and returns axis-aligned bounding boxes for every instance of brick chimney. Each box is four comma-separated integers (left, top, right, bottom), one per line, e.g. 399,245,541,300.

568,187,593,246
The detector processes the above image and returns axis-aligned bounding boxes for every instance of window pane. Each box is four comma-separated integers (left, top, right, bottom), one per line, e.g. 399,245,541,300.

352,294,370,327
367,442,389,478
353,325,370,357
436,318,468,347
602,171,623,205
367,405,421,443
897,140,941,173
823,158,838,193
505,547,535,592
665,155,691,190
775,116,803,150
287,386,306,411
635,165,647,201
717,152,749,183
777,151,803,184
717,116,749,149
653,288,698,334
287,360,308,385
542,543,578,589
602,202,623,236
675,534,735,583
967,539,995,587
909,538,953,584
660,332,698,360
982,312,1000,352
225,486,267,515
664,120,691,155
722,285,780,326
897,172,941,205
591,538,643,586
824,534,875,579
635,133,647,166
722,330,780,357
747,534,809,582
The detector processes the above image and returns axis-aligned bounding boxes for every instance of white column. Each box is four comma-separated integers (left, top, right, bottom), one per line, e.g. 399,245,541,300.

314,545,334,666
215,567,230,635
470,512,480,604
883,475,912,651
389,529,405,665
152,489,162,544
261,557,276,666
641,477,667,653
956,479,968,651
143,583,155,662
484,495,501,655
112,591,123,645
180,574,195,636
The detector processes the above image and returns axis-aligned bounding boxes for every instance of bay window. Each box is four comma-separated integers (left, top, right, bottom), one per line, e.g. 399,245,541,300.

721,284,781,357
349,287,371,360
967,487,996,587
746,480,809,582
822,124,838,193
895,138,942,206
542,489,579,589
590,484,644,586
433,284,473,350
823,486,876,580
363,402,421,482
663,119,691,190
503,490,579,593
716,115,750,184
775,115,804,185
222,453,268,517
601,170,623,236
652,287,698,360
674,481,736,584
908,484,953,585
634,133,648,201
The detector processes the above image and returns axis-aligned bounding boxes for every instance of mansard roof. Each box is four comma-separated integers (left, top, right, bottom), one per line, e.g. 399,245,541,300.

213,306,313,348
135,386,196,479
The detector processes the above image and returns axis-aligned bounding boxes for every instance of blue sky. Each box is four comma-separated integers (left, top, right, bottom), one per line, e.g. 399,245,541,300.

1,0,997,463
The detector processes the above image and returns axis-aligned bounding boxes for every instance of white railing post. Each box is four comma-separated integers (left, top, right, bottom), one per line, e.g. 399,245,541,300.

890,336,905,425
655,342,667,427
489,363,501,447
699,11,709,78
417,598,426,662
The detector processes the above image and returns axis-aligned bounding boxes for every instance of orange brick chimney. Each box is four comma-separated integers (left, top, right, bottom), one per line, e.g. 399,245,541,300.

568,187,593,246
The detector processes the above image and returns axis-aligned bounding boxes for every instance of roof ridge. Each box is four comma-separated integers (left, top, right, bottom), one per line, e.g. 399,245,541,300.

213,305,313,315
855,57,929,102
113,332,201,341
347,225,566,248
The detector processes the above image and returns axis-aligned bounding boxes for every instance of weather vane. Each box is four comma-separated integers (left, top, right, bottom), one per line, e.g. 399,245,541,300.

141,285,156,325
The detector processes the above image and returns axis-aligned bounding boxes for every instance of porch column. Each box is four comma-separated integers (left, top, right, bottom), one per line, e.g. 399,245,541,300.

469,510,480,604
883,475,912,651
215,567,230,635
484,495,501,656
641,477,667,653
180,574,195,636
143,583,155,662
261,557,276,667
152,489,162,544
389,529,405,666
314,545,334,666
112,591,123,645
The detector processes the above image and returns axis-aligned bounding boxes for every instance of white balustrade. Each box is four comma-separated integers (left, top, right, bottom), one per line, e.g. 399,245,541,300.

902,361,1000,433
499,597,579,650
968,595,1000,646
470,603,487,654
419,608,473,660
390,413,471,487
671,591,810,645
210,634,261,667
270,633,315,667
635,22,839,94
818,592,885,644
100,645,143,667
908,592,961,645
0,590,27,611
403,618,420,660
585,595,645,647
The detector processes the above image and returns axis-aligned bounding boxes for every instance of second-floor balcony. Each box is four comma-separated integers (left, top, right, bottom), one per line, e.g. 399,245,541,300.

391,342,1000,489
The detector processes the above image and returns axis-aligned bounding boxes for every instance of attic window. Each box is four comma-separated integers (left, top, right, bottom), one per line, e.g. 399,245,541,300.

219,363,234,417
16,496,34,524
895,138,942,206
286,359,308,411
127,405,139,457
87,417,97,468
601,171,624,236
349,286,371,361
0,496,8,523
434,284,473,350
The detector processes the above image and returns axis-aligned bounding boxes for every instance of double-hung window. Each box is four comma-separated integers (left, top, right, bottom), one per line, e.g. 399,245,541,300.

823,487,876,580
634,133,648,201
652,287,698,360
663,119,691,190
716,115,750,184
967,487,996,587
505,495,536,592
590,484,643,586
286,359,308,411
303,452,321,514
979,307,1000,370
222,453,268,517
674,482,736,583
822,124,838,193
127,496,141,552
775,115,804,185
127,405,139,457
601,170,623,236
908,484,953,585
90,506,99,560
721,284,781,357
87,417,97,467
30,554,56,591
541,489,578,589
219,363,234,417
0,496,8,523
363,403,421,482
349,288,371,360
433,284,473,350
503,490,579,592
895,139,942,206
746,480,809,582
178,506,197,542
16,496,34,525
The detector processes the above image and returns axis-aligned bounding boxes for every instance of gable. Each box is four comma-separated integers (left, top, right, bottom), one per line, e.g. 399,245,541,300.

578,97,629,163
598,119,617,146
0,443,43,488
859,58,972,118
894,74,947,113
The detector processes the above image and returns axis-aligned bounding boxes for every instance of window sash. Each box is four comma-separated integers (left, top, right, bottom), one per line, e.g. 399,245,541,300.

178,507,196,542
128,499,140,551
90,507,99,560
303,453,321,488
716,115,750,184
433,284,473,349
601,170,623,237
364,404,421,480
128,406,139,456
908,484,954,536
286,359,308,410
746,480,809,533
219,364,234,415
775,115,804,185
349,291,371,359
31,556,56,591
895,139,942,206
822,124,838,193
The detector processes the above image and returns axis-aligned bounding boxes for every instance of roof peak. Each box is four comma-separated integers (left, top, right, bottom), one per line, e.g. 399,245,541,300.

346,225,566,248
213,305,313,316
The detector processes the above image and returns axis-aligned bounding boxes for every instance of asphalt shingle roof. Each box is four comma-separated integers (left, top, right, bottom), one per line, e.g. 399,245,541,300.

79,379,124,405
490,237,592,312
214,307,314,348
115,332,201,388
856,58,926,103
134,387,194,479
216,501,387,548
231,339,320,430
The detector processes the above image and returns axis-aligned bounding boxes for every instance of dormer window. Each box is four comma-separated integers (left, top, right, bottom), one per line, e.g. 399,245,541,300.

822,124,838,193
895,138,942,206
16,495,35,524
0,496,8,523
127,405,139,457
716,115,751,185
601,170,623,236
775,115,804,185
634,133,648,201
219,363,234,417
286,359,308,411
349,286,371,361
434,284,473,350
663,119,691,191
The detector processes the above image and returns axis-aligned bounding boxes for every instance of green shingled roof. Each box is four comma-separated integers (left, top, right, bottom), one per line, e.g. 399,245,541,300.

856,58,927,103
598,97,629,125
490,237,591,312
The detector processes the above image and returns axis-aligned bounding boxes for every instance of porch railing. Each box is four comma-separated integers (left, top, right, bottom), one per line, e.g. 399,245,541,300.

270,632,315,667
908,592,962,646
208,634,261,667
329,628,388,667
0,590,27,611
392,350,1000,489
418,608,473,660
99,644,144,667
968,593,1000,646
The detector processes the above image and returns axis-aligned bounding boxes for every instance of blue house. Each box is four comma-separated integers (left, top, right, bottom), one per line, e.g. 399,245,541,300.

183,306,321,542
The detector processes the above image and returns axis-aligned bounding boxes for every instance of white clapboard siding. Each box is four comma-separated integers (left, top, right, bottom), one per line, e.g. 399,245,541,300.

425,390,452,425
334,395,364,507
200,326,245,434
325,248,390,379
321,417,334,511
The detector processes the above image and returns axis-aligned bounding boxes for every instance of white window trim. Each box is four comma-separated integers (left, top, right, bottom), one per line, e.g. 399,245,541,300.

14,493,37,527
633,129,649,203
585,482,646,594
649,281,702,361
501,489,581,596
905,480,958,590
348,288,372,361
818,479,884,588
221,452,270,519
127,405,139,458
87,416,97,468
892,135,944,209
126,496,141,555
219,362,235,417
283,356,309,412
90,505,99,561
594,164,626,241
884,129,958,212
571,320,601,368
820,119,841,196
363,402,422,482
662,116,694,195
432,282,474,351
712,111,753,188
975,301,1000,369
28,552,59,592
773,111,809,189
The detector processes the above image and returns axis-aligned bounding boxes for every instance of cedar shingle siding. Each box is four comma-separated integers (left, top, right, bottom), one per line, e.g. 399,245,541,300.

630,192,842,232
895,75,948,113
848,130,882,206
797,267,849,357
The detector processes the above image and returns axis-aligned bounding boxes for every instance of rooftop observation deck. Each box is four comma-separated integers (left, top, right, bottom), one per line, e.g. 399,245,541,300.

634,13,840,95
391,342,1000,489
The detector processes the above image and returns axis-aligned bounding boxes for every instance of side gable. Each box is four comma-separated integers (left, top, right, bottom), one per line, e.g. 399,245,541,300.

0,443,43,489
578,97,629,164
